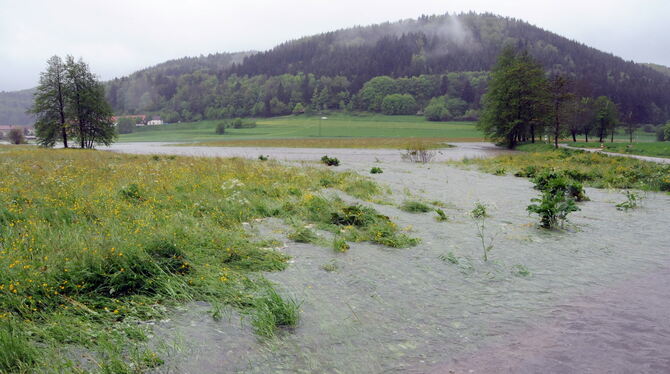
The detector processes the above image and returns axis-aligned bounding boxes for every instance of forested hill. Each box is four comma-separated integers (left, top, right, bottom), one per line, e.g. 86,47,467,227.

2,13,670,125
228,13,670,123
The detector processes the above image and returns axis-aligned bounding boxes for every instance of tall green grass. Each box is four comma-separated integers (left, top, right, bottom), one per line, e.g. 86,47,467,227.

0,148,416,371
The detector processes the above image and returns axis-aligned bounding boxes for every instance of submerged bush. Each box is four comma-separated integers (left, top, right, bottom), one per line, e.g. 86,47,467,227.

527,191,580,229
370,167,383,174
321,155,340,166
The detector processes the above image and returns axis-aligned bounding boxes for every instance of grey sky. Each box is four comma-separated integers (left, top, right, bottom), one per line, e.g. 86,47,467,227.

1,0,668,91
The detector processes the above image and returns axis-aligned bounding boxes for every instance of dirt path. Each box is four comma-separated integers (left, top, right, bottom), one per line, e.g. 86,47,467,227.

104,143,670,374
560,144,670,164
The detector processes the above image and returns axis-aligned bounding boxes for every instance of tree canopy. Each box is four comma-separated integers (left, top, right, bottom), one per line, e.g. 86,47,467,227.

30,56,115,148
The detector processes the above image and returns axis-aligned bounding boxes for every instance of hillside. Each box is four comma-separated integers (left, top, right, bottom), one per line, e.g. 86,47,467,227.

0,89,34,125
2,13,670,125
645,63,670,77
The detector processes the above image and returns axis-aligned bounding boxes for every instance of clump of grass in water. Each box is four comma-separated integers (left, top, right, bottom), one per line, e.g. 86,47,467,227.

370,167,383,174
251,286,301,338
435,208,449,221
330,204,419,247
332,236,350,252
439,252,459,264
321,260,339,272
400,200,432,213
288,226,319,243
511,264,531,277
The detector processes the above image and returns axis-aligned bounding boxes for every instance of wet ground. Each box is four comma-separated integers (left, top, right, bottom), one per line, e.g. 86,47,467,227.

105,143,670,373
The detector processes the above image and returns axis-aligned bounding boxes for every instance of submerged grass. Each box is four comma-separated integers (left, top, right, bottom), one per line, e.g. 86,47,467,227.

462,144,670,192
0,148,413,371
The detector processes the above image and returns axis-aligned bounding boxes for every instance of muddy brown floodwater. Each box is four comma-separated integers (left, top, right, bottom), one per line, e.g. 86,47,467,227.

104,143,670,373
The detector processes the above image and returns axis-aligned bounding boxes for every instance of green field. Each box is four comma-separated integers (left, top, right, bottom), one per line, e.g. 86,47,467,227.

567,141,670,158
118,113,482,144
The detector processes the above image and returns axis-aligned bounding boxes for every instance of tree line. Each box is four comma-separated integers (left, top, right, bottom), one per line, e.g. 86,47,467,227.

479,47,621,149
30,56,114,148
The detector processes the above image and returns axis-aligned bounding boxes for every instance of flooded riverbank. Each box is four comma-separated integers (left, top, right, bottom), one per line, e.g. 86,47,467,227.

123,145,670,373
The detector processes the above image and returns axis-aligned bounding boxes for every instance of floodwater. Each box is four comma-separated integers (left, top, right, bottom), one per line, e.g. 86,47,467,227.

103,142,515,163
109,143,670,374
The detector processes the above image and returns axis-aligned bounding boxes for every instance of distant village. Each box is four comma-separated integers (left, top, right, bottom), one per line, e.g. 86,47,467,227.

0,115,165,141
0,125,35,140
111,115,165,126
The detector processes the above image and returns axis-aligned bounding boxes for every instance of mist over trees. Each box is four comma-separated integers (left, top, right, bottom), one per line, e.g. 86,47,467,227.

30,55,115,148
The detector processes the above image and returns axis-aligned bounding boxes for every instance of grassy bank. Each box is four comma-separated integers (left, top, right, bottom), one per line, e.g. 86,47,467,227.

461,143,670,192
567,141,670,158
0,147,415,372
117,113,482,144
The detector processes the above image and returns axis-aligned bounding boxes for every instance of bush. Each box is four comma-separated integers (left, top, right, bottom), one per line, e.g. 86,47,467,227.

402,141,436,163
531,169,588,201
215,122,226,134
258,155,269,161
381,94,417,115
320,155,340,166
8,128,25,144
231,118,257,129
370,167,383,174
527,170,582,228
424,102,451,121
527,191,580,229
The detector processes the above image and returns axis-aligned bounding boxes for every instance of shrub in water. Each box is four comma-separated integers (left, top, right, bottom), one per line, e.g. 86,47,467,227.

616,190,640,211
527,191,580,229
321,155,340,166
258,155,269,161
370,167,383,174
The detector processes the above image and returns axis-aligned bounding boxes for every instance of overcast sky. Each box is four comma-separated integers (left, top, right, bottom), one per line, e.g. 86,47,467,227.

1,0,668,91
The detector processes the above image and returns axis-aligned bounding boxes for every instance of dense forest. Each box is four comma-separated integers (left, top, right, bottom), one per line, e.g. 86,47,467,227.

2,13,670,125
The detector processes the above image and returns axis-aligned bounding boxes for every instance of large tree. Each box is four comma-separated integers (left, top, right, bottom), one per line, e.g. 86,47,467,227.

64,56,116,148
29,56,70,147
478,48,548,149
548,74,574,148
592,96,618,143
30,56,115,148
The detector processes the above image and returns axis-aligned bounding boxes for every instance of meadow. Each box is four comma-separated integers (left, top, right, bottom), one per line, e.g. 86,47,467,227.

118,113,483,145
567,141,670,158
462,143,670,192
0,147,417,372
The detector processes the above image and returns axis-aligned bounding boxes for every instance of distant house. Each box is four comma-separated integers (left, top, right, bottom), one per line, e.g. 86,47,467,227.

111,115,147,126
0,125,35,139
147,116,163,126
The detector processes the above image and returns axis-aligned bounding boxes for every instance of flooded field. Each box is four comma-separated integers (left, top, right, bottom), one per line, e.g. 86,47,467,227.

105,143,670,373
